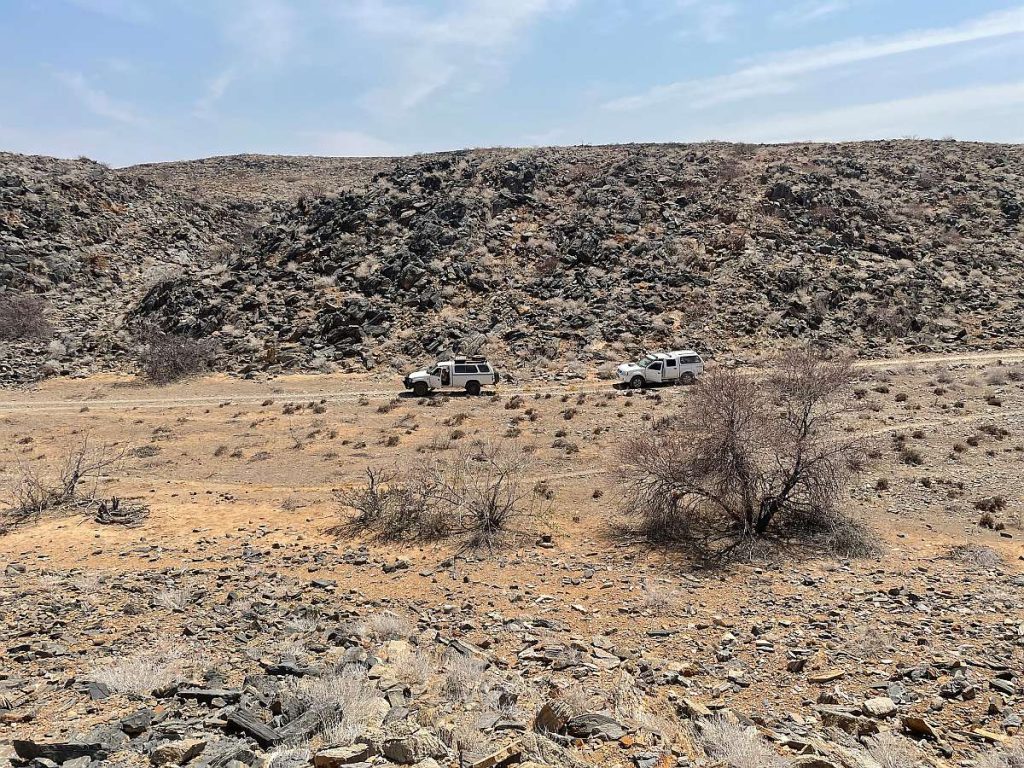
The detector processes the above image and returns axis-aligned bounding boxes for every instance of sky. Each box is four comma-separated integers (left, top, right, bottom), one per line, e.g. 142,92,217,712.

1,0,1023,166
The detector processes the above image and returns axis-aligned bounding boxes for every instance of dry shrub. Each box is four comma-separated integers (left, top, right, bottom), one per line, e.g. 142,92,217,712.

697,717,782,768
136,324,217,383
389,645,434,686
359,611,413,640
948,544,1001,570
0,293,51,341
2,437,122,528
88,645,187,696
441,652,486,701
288,665,384,744
339,440,544,549
867,732,920,768
617,349,866,554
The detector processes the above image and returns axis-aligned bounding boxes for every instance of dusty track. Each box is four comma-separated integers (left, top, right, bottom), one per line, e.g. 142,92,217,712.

3,350,1024,414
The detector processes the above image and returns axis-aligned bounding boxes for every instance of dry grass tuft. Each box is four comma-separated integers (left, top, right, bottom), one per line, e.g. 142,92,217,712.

441,652,486,701
88,646,187,696
697,717,782,768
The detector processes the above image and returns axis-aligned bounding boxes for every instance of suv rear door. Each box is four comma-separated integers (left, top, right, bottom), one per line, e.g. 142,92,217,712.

476,362,495,384
453,363,478,387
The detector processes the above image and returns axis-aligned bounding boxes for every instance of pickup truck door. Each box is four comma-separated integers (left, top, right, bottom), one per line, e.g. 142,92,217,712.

646,361,664,383
662,357,679,381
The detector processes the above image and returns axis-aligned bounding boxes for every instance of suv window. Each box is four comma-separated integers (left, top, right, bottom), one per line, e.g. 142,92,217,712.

682,355,700,364
477,364,491,373
664,358,677,367
454,364,478,374
648,362,663,371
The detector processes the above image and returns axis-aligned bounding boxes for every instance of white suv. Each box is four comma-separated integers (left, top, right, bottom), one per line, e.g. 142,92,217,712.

404,356,499,396
616,350,704,389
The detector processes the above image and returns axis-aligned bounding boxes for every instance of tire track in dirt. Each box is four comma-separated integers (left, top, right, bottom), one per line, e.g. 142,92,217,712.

2,350,1023,414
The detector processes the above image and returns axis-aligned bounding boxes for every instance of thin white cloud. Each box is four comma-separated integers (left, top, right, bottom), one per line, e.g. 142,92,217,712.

675,0,738,43
65,0,152,24
718,81,1024,143
57,71,146,126
194,68,237,116
605,6,1024,111
192,1,297,119
773,0,852,27
304,130,402,157
342,0,577,114
227,0,297,67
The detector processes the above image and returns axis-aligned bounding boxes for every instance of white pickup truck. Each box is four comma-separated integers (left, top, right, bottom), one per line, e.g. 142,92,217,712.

616,350,704,389
403,356,499,396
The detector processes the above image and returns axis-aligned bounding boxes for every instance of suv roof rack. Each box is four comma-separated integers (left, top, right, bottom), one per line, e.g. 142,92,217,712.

454,355,487,362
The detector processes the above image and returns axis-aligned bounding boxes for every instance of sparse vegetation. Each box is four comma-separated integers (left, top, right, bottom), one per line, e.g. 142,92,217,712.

0,292,51,341
88,646,186,696
2,438,123,528
135,324,217,383
697,717,783,768
617,349,866,554
340,440,544,549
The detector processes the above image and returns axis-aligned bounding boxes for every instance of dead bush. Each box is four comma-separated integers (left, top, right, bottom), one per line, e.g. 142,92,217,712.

2,437,123,528
617,349,865,554
135,324,217,383
288,666,384,744
0,293,51,341
339,441,544,550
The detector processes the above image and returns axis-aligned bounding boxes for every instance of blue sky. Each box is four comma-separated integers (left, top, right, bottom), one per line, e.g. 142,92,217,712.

1,0,1023,166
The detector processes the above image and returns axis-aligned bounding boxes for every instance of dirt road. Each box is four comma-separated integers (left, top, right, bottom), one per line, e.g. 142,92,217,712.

3,350,1024,414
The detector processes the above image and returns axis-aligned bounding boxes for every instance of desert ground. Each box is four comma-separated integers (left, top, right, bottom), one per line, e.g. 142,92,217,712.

1,352,1022,768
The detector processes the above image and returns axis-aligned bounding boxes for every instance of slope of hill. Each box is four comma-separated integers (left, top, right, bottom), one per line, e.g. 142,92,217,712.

137,140,1024,376
2,141,1022,382
0,153,262,383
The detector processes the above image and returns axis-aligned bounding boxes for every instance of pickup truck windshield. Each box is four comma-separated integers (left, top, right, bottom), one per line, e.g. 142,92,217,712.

637,357,654,367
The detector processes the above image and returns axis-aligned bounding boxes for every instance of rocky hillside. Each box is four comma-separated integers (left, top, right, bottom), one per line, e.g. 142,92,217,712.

2,141,1023,382
137,140,1023,376
0,153,262,383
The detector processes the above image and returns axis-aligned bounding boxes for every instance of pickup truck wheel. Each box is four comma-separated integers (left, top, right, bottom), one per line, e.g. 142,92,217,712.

465,380,481,396
681,372,696,385
629,375,646,390
413,381,429,397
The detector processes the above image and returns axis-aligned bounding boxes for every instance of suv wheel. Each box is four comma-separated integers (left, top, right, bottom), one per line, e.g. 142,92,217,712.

681,372,695,385
413,381,429,397
465,380,481,396
629,375,646,390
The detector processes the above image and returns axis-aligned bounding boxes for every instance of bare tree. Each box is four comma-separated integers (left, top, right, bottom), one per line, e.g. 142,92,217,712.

617,349,864,552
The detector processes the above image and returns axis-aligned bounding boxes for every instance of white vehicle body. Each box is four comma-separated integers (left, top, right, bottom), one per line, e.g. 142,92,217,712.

404,357,499,396
616,350,704,388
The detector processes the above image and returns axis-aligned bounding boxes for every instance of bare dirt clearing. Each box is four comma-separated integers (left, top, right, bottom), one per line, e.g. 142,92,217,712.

2,355,1023,767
